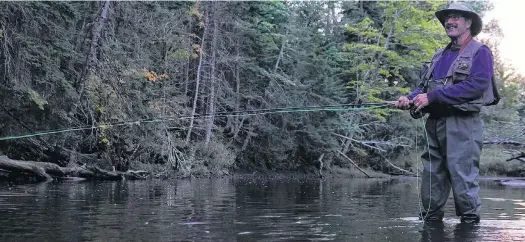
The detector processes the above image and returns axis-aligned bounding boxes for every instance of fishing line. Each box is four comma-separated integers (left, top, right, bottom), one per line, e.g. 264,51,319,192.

0,103,390,141
424,119,432,221
416,117,432,222
2,100,432,220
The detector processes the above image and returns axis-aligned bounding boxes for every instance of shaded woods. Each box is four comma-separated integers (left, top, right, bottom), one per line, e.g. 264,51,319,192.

0,1,523,180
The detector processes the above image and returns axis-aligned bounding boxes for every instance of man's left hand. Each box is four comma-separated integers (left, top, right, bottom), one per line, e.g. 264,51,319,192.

413,93,429,112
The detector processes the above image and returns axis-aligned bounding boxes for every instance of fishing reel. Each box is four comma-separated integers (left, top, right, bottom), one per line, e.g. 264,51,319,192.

409,105,425,119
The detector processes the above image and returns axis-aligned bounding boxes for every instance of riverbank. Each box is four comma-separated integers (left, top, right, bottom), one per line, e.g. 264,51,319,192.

1,144,523,184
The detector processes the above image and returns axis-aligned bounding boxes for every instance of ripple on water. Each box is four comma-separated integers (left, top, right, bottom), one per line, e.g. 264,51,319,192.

1,179,525,241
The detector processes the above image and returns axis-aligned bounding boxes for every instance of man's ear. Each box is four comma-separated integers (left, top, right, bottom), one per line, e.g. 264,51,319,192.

466,19,472,29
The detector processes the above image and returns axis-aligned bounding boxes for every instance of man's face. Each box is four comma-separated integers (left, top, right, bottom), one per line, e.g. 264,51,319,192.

444,11,472,38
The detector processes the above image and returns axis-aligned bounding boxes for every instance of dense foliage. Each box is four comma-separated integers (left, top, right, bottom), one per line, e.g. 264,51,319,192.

0,1,523,177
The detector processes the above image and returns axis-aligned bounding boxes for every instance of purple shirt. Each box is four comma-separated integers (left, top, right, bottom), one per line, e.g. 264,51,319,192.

407,45,494,106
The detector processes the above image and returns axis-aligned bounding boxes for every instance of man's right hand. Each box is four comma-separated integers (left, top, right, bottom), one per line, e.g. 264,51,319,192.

396,96,410,109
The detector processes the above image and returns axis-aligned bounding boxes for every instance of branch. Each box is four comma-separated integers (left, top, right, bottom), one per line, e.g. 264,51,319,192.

331,133,386,152
337,151,372,178
358,120,385,128
484,139,523,146
361,140,412,148
513,158,525,163
378,153,415,176
331,133,412,152
507,152,525,162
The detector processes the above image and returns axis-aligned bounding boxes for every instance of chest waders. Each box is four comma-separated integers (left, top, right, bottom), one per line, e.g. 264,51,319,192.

417,39,500,222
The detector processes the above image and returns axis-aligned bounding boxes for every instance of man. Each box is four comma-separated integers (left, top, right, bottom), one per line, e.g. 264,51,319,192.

396,2,499,224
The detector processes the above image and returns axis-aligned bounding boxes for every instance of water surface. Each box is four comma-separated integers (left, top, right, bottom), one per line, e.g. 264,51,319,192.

1,177,525,241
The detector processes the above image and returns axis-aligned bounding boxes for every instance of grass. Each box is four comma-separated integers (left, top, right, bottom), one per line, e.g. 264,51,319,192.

479,145,525,177
390,145,525,178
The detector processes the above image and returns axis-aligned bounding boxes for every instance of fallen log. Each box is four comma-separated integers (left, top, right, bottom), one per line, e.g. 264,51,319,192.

0,156,54,182
0,155,150,182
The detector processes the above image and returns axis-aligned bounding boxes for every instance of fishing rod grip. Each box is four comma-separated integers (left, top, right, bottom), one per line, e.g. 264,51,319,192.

386,100,424,119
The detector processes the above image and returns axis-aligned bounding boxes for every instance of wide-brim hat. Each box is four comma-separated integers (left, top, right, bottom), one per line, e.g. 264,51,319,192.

435,2,483,36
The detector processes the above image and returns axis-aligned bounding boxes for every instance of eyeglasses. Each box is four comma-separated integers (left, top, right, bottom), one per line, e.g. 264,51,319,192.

445,13,463,21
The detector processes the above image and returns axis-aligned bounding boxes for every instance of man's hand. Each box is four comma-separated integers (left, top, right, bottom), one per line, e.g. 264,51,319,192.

396,96,410,109
413,93,429,112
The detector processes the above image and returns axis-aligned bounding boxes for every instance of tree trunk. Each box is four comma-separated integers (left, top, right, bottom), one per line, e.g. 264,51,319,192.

184,13,193,97
274,29,287,73
225,40,242,141
324,2,336,36
384,5,409,50
204,6,218,148
185,10,208,144
184,55,190,96
384,10,396,50
241,131,253,151
228,116,246,146
77,0,111,95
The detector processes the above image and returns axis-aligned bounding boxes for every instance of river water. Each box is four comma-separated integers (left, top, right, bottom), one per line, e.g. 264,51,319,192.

1,177,525,241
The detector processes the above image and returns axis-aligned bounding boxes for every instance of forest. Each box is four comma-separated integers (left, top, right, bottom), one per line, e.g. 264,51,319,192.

0,1,524,180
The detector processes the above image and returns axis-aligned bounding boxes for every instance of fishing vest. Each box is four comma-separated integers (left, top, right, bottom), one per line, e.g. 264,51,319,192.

423,39,500,113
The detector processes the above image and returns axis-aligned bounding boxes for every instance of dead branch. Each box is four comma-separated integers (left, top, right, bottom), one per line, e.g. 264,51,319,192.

378,153,414,176
332,133,385,152
336,150,372,178
507,152,525,162
484,139,523,146
331,133,411,152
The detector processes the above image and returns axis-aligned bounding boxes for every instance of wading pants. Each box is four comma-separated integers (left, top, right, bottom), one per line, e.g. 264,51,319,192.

419,112,482,221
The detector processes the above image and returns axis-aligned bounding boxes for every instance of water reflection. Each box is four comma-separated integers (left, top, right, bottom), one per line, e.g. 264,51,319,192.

1,178,525,241
421,221,448,242
419,222,483,242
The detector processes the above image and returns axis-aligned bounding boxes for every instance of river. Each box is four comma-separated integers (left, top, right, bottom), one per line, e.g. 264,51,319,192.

1,177,525,241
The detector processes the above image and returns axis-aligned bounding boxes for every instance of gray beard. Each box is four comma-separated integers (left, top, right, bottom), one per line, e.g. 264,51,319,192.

450,38,461,51
450,43,461,51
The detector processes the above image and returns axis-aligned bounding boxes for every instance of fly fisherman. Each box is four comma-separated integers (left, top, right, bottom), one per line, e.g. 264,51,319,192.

396,2,499,224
